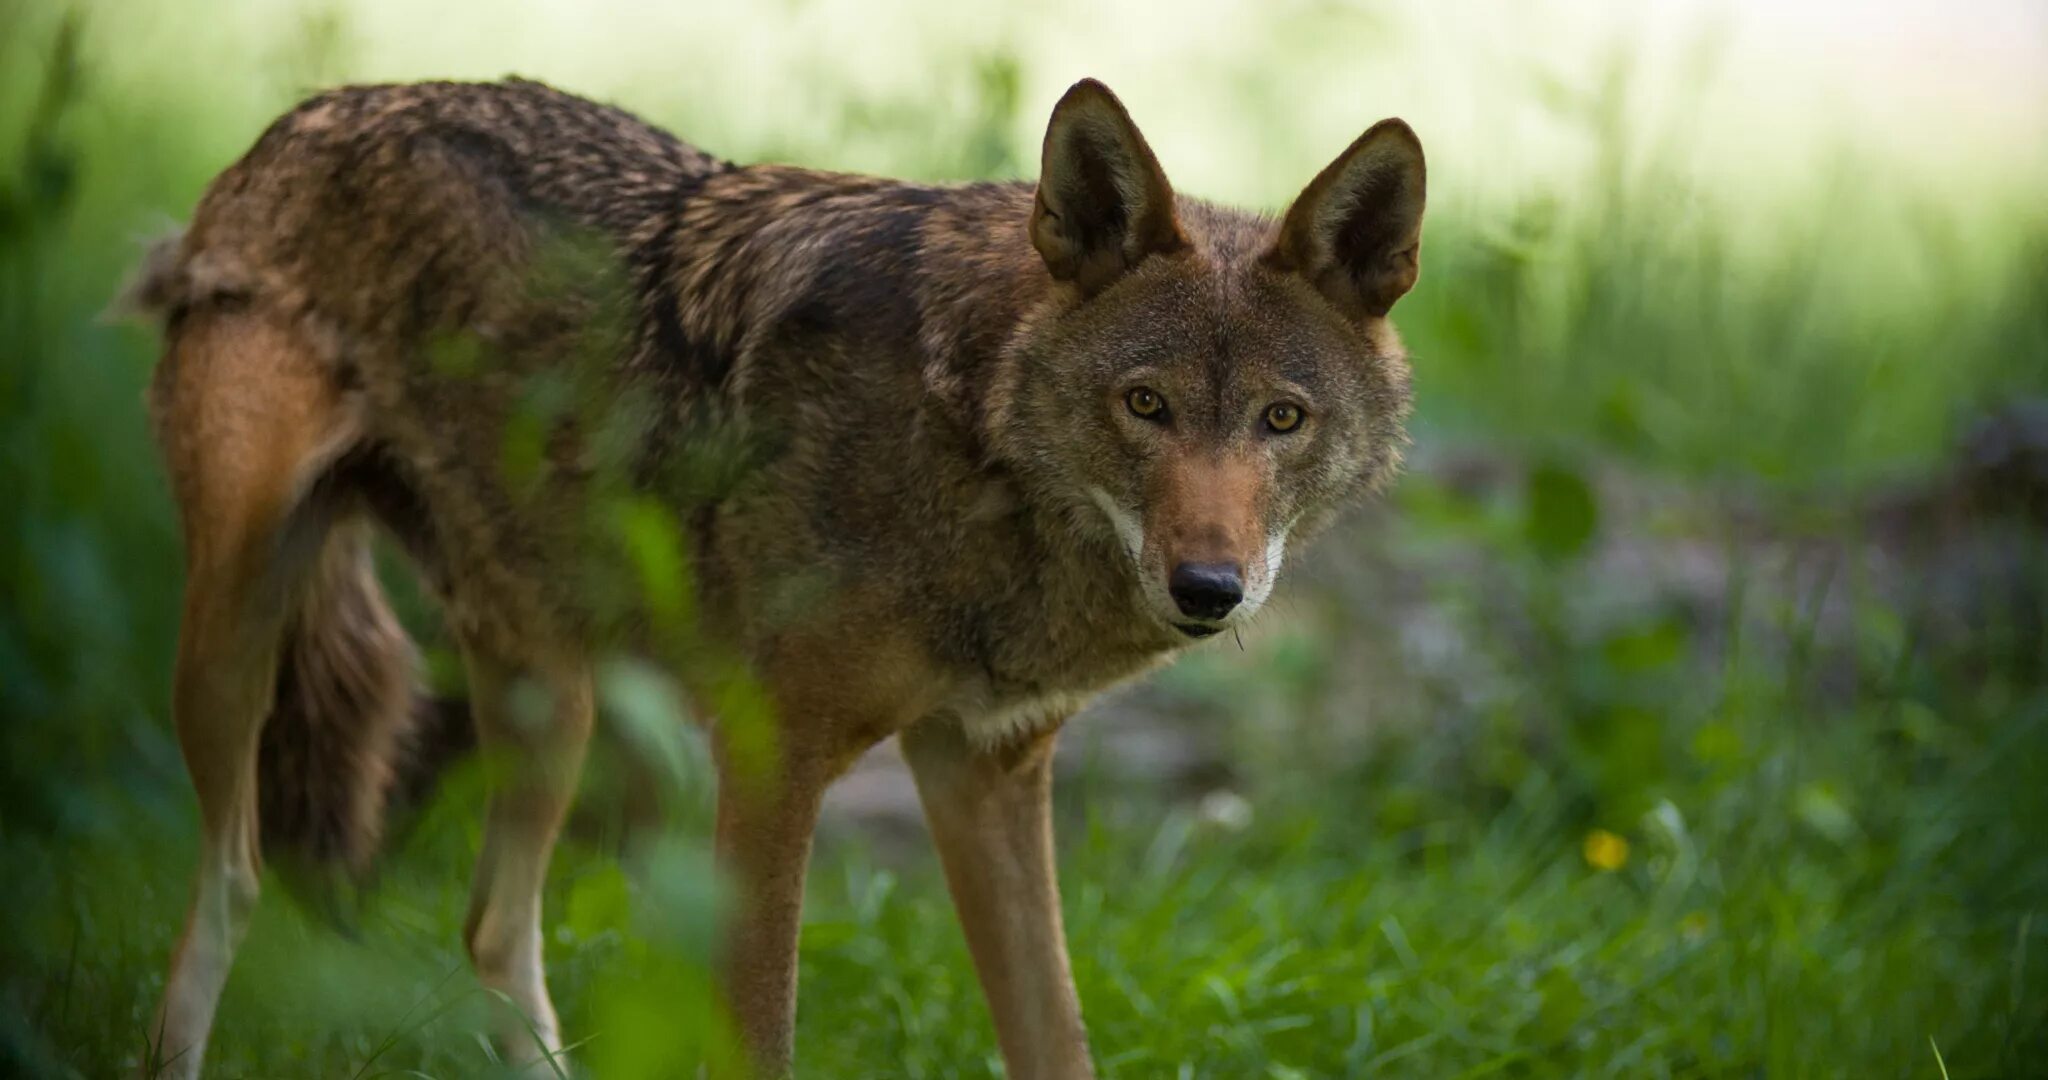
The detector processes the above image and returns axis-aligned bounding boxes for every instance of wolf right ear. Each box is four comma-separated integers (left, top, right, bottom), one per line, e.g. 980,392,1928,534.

1030,79,1188,295
1264,119,1426,320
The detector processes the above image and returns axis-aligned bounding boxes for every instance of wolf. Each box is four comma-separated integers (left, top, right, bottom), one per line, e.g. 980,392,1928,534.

125,75,1422,1077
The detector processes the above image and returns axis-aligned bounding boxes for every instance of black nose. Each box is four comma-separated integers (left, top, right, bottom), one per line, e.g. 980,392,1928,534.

1169,562,1244,621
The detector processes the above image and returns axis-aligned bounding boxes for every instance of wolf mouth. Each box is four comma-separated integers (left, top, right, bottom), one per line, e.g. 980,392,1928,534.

1175,622,1224,639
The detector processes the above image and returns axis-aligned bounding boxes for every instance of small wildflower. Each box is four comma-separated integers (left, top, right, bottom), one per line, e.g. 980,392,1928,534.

1582,828,1630,872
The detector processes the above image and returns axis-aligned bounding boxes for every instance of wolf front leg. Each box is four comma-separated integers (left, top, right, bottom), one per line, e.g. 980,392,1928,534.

712,740,833,1077
901,717,1095,1080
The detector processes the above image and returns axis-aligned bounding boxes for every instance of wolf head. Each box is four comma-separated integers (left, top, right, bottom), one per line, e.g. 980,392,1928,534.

992,79,1423,641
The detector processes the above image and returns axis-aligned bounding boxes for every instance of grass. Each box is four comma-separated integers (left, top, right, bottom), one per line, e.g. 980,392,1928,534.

11,653,2046,1076
4,1,2047,1076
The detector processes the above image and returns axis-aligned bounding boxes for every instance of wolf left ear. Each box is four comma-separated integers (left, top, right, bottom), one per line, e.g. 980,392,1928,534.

1264,119,1426,320
1030,79,1188,295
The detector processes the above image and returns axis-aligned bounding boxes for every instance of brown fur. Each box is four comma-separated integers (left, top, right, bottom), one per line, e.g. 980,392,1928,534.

131,76,1423,1077
256,521,416,874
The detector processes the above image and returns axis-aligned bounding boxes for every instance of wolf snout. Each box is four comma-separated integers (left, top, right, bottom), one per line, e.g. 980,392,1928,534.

1168,562,1244,621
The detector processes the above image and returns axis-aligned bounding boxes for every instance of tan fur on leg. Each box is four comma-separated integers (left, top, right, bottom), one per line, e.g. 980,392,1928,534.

712,746,834,1078
460,648,593,1073
148,311,359,1078
902,718,1095,1080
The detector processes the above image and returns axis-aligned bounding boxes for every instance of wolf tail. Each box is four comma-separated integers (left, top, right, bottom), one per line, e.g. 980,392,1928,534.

256,517,474,885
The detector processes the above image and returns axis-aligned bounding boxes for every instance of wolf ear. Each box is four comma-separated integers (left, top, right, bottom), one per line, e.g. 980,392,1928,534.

1029,79,1188,294
1264,119,1426,320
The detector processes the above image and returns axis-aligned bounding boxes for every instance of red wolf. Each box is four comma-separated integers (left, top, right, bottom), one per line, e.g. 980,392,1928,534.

125,76,1422,1077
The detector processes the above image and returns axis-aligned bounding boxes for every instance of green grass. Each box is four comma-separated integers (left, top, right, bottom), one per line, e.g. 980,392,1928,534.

10,652,2046,1077
5,1,2048,1076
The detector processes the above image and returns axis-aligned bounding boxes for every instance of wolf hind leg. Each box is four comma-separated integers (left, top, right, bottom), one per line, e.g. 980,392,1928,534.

147,310,362,1078
457,640,593,1072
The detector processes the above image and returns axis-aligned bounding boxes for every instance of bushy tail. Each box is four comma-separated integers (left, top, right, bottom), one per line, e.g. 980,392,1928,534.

257,524,473,883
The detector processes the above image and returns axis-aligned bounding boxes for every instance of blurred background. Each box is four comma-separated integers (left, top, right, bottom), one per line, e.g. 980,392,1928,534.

4,0,2046,1075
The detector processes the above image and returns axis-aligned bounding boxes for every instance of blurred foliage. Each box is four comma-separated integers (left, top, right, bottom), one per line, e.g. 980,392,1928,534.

3,0,2047,1077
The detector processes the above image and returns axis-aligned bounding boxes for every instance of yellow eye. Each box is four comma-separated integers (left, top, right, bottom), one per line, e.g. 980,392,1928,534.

1126,386,1166,420
1265,403,1304,433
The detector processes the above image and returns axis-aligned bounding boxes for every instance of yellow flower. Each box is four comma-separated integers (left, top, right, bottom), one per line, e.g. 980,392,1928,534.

1582,828,1630,872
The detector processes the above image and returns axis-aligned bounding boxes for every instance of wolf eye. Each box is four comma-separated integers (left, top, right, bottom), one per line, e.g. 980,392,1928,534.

1264,403,1304,433
1126,387,1167,420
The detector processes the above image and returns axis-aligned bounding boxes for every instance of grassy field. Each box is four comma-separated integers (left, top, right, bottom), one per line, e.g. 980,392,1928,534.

4,1,2047,1077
